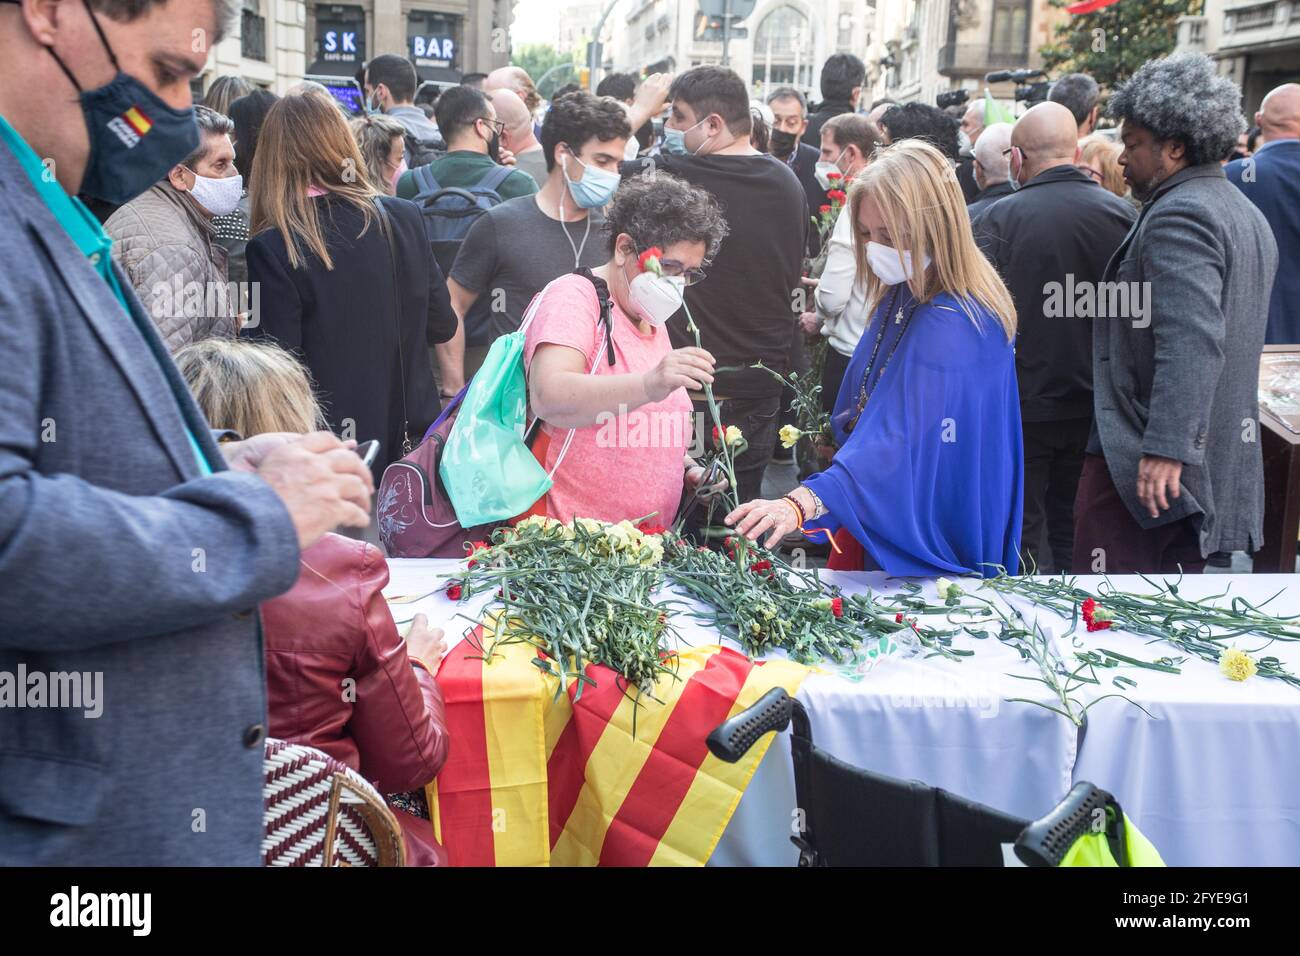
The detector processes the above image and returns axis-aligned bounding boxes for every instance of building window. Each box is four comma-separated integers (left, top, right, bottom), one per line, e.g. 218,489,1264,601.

241,0,266,62
990,0,1030,58
837,3,854,49
752,5,814,92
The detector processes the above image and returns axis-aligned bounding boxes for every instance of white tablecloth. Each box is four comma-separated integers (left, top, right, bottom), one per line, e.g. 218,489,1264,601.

383,560,1300,866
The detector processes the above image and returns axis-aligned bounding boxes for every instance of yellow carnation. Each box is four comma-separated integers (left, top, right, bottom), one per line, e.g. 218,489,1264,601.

1219,647,1258,682
724,425,744,447
779,424,801,449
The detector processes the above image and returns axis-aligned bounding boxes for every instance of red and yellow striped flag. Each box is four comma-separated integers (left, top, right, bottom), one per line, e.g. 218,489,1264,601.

427,625,806,866
122,106,153,136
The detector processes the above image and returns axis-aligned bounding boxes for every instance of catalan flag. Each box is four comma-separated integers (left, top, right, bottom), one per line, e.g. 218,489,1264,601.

426,626,807,866
122,106,152,136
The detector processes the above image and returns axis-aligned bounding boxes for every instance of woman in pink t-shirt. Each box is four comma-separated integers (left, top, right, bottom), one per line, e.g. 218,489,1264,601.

523,174,730,526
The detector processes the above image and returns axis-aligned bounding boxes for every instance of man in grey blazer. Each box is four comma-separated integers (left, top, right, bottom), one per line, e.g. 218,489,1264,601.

0,0,374,864
1073,54,1279,574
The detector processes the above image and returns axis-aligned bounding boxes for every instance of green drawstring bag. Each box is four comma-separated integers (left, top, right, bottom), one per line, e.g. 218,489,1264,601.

438,327,551,528
439,272,615,528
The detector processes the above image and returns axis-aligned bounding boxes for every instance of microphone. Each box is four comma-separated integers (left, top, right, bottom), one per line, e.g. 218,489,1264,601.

985,69,1046,83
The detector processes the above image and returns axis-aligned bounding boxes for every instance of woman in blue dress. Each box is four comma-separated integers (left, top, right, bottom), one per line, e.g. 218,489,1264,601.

727,139,1023,576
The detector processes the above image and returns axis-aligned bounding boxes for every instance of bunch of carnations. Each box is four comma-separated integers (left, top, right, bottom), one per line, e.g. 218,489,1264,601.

447,515,677,700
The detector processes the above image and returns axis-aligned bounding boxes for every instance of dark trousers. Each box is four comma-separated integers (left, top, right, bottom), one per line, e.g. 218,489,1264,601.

1071,453,1206,575
695,394,781,505
821,346,852,417
1021,417,1091,574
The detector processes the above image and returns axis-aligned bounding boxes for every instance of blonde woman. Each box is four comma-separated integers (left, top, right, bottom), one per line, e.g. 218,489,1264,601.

246,90,455,481
1078,134,1128,199
349,113,408,196
727,140,1024,576
174,337,451,867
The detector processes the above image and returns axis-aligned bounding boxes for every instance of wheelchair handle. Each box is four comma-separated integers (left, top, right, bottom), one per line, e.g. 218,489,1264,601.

707,686,794,763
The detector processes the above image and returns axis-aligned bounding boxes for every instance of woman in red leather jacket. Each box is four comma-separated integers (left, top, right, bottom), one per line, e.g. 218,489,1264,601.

176,337,450,866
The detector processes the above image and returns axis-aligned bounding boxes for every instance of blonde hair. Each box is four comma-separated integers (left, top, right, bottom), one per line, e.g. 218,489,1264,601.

175,338,326,437
349,113,405,196
1079,134,1127,199
849,139,1016,341
250,89,380,270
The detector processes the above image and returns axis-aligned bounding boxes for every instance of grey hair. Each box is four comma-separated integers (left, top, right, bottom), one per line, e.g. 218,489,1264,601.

181,105,235,168
1106,53,1244,166
604,172,729,262
1049,73,1100,126
91,0,241,43
973,122,1012,183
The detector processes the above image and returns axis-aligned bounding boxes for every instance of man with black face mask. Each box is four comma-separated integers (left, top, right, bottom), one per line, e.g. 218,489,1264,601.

767,87,827,256
0,0,376,865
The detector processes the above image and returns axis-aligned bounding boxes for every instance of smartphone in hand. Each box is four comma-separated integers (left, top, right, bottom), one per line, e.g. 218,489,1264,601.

355,439,381,469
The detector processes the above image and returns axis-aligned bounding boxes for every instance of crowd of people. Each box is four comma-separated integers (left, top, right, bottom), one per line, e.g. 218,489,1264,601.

1,0,1297,867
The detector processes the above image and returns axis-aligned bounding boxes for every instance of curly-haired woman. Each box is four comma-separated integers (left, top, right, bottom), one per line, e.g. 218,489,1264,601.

519,173,730,526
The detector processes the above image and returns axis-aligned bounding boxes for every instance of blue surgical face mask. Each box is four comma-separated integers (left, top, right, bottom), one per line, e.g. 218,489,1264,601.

661,117,709,156
16,0,200,206
561,148,619,208
661,126,687,155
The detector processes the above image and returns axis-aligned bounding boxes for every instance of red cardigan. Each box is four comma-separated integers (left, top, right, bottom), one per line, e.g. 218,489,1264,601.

260,533,449,865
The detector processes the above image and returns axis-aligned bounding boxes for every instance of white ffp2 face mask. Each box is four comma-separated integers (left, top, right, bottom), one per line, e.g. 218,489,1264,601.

187,170,243,217
627,271,686,326
865,241,930,286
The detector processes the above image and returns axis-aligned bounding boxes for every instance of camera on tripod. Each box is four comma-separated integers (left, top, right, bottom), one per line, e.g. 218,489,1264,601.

935,88,970,110
984,69,1050,106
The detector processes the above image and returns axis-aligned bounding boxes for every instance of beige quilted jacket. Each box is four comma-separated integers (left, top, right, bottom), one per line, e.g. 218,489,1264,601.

106,183,235,353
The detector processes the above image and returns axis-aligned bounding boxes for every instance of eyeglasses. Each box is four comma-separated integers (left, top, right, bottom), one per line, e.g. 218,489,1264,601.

658,258,708,286
480,117,506,137
1081,166,1104,183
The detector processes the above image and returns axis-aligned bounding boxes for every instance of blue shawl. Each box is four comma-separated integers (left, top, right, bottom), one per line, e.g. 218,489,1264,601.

804,287,1024,577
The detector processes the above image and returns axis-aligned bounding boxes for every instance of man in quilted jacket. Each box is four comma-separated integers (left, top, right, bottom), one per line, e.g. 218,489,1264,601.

106,103,240,352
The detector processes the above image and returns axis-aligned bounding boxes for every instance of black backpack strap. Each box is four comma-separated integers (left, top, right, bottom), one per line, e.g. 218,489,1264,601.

574,267,616,366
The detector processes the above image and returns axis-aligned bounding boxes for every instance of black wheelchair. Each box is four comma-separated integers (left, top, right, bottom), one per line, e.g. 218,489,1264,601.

708,687,1150,867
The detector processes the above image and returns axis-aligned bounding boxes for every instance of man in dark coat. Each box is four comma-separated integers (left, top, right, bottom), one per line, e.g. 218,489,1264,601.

767,87,826,256
966,121,1016,218
1225,83,1300,345
1073,54,1278,573
973,103,1136,573
804,53,865,147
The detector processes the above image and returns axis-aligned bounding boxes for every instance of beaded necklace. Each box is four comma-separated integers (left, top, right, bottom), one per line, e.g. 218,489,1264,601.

844,284,921,434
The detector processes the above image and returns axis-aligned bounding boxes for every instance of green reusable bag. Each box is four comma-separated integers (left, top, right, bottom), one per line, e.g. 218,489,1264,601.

438,328,552,527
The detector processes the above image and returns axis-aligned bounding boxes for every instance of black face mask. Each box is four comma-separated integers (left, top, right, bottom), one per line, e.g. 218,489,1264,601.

770,129,798,159
479,118,501,162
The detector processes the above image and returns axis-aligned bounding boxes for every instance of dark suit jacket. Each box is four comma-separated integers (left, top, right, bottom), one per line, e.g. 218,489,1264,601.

0,141,300,865
966,179,1016,219
789,142,828,256
973,165,1136,423
1226,139,1300,344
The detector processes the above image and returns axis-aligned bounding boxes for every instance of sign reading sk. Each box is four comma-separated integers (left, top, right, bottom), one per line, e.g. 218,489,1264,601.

322,30,358,58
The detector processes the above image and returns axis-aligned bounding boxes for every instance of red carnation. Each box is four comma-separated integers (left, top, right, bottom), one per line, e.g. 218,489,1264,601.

470,540,489,552
637,246,664,274
826,171,843,180
446,583,463,601
827,189,847,203
895,612,904,623
638,521,667,536
1080,597,1112,632
749,559,772,574
819,204,832,215
831,597,843,618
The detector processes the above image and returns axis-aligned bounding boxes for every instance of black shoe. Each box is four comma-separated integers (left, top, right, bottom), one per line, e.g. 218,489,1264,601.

1207,550,1232,568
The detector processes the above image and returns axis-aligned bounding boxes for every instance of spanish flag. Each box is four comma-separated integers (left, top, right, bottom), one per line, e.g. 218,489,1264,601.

122,106,152,136
427,626,807,866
